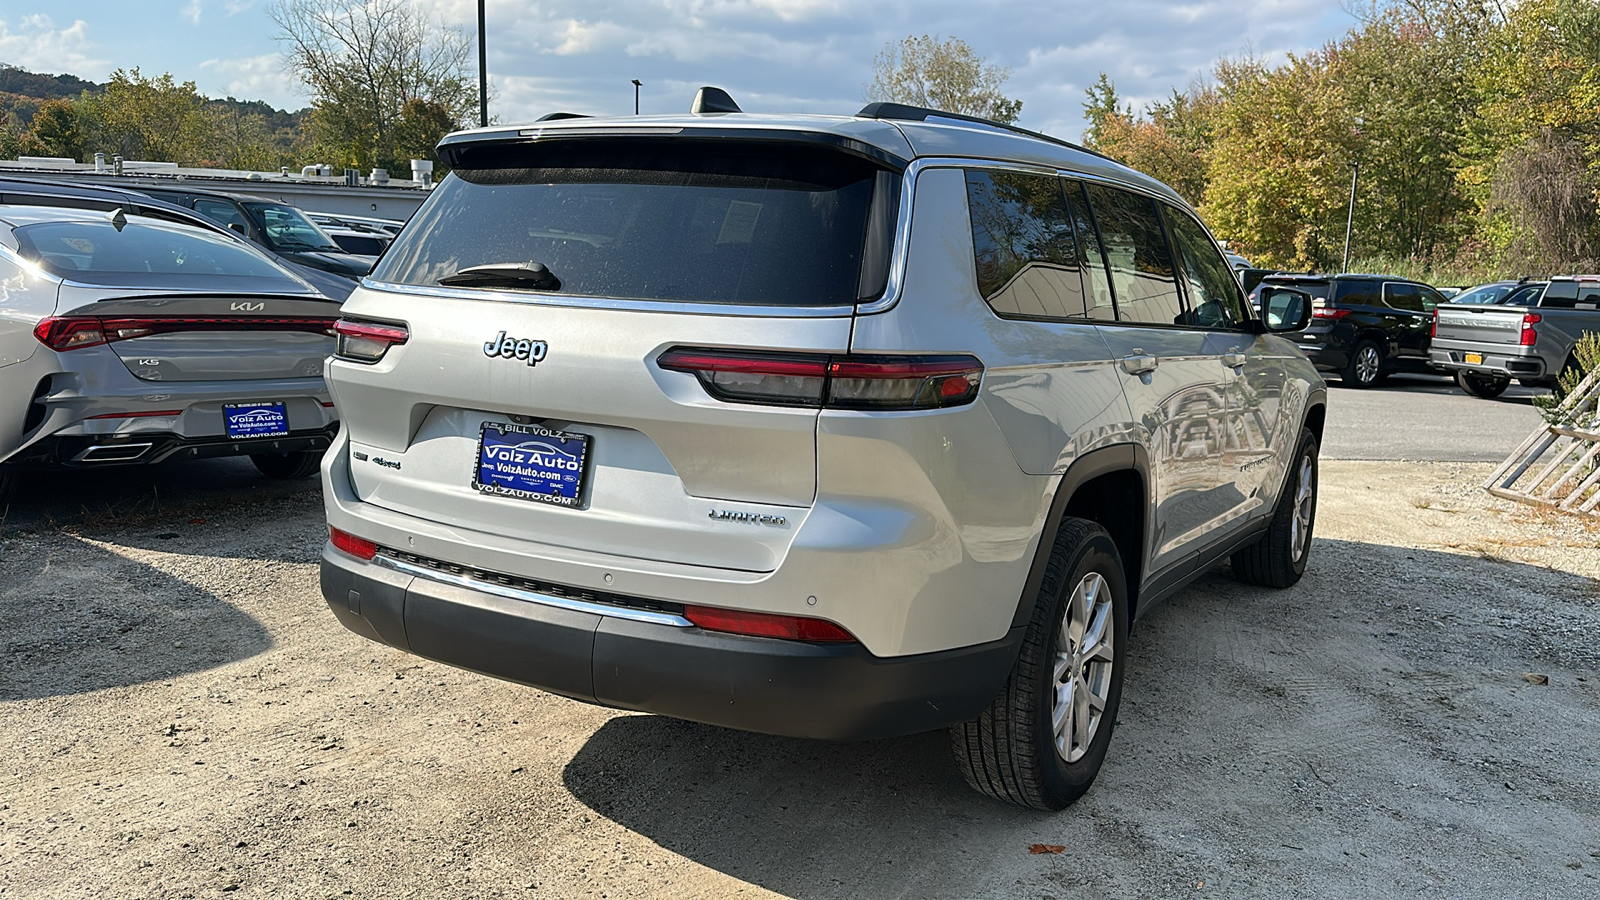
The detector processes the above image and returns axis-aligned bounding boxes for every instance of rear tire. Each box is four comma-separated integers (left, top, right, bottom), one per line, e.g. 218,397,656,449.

1232,427,1319,588
1342,340,1384,388
951,518,1128,810
1455,370,1510,399
250,450,323,480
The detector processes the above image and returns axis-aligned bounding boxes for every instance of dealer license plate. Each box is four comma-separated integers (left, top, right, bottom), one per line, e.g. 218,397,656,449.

223,401,288,439
1464,352,1483,365
473,422,590,508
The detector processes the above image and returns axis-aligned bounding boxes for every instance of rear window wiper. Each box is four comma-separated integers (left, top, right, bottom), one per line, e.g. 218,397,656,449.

437,262,561,292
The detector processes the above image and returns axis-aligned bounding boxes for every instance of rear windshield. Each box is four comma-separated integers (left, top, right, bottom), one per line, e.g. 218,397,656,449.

373,140,894,307
1452,283,1516,305
14,218,303,289
1255,278,1330,304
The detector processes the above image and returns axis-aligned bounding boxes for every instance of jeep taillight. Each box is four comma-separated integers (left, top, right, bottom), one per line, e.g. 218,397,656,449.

334,318,409,363
656,348,983,410
1520,313,1540,347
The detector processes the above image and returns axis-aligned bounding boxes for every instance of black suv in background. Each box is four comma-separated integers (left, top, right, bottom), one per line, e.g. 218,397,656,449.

136,186,373,281
1249,273,1447,387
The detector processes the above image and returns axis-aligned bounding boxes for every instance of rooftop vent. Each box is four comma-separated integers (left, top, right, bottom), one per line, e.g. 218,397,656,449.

691,86,741,115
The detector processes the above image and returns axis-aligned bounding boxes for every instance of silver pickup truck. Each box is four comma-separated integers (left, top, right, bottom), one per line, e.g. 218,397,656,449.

1430,275,1600,398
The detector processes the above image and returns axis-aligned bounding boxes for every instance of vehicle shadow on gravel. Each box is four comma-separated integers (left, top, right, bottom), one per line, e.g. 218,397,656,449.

562,537,1599,898
0,531,272,700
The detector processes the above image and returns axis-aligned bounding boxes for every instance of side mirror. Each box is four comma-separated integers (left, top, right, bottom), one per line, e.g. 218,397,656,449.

1261,287,1312,332
228,221,247,235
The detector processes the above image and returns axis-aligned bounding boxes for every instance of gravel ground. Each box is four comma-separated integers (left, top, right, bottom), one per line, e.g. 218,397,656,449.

2,461,1598,899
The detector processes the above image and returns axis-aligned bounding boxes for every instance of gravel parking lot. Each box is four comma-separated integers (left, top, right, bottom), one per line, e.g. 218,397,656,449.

3,391,1598,899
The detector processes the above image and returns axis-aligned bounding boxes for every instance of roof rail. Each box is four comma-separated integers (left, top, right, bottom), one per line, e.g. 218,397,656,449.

855,102,1112,162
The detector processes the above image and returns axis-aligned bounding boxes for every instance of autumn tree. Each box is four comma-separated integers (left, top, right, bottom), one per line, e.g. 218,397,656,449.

29,99,84,161
866,35,1022,124
270,0,473,171
1082,75,1217,206
77,69,216,163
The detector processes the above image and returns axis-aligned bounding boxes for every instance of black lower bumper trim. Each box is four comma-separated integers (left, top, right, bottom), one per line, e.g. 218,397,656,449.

6,427,338,468
320,545,1023,741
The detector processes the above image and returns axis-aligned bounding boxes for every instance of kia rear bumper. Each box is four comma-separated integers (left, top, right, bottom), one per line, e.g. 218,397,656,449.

320,543,1022,741
4,425,338,467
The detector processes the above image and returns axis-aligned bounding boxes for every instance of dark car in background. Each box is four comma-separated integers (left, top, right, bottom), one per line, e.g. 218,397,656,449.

1447,279,1546,306
1250,273,1448,387
135,186,373,280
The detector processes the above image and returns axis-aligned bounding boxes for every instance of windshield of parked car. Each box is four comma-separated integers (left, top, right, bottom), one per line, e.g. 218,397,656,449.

243,202,343,252
1451,283,1517,305
14,218,306,289
373,139,890,307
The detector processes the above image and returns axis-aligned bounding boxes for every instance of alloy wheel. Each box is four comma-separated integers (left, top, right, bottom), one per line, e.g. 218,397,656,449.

1354,345,1381,385
1290,453,1315,562
1052,571,1114,763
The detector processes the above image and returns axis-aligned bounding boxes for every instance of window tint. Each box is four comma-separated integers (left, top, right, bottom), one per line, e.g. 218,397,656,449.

1384,282,1424,312
192,198,250,233
14,219,298,287
1165,208,1250,329
375,141,884,307
1082,184,1184,325
964,169,1086,319
1333,279,1379,306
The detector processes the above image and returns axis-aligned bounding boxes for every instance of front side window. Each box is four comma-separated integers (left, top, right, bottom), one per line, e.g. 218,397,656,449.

375,140,887,307
964,169,1087,319
192,198,250,233
1082,184,1184,326
243,202,342,252
1383,282,1424,312
1164,208,1250,329
14,219,300,288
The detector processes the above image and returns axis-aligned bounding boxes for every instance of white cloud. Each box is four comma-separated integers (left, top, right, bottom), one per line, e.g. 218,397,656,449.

0,15,106,75
225,0,255,15
183,0,204,25
199,52,303,108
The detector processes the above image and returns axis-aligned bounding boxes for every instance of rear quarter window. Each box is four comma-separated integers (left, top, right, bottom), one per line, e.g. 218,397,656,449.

374,140,893,308
963,169,1094,320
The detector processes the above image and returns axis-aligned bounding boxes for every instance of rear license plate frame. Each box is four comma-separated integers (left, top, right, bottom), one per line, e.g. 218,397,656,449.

223,401,289,439
473,421,591,508
1464,352,1483,365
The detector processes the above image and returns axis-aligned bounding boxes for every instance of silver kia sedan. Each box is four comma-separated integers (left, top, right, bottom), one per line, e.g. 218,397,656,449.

0,204,342,501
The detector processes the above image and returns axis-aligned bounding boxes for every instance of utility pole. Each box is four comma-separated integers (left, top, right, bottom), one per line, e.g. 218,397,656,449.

477,0,488,128
1342,160,1360,273
632,79,642,115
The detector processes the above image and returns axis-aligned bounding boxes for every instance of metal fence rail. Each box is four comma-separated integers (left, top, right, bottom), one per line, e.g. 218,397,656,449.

1486,368,1600,514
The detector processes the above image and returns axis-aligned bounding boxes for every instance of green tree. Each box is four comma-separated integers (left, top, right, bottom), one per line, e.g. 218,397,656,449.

866,34,1023,124
28,98,84,161
77,68,215,163
270,0,473,171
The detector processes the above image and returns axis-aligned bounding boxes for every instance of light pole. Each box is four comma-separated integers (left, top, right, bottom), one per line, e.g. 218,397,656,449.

632,79,642,115
1341,160,1360,274
477,0,488,128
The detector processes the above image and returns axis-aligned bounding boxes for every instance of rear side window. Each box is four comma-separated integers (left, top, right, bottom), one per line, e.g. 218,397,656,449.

1164,208,1250,329
1333,279,1379,306
963,169,1088,319
375,140,891,307
1082,184,1183,326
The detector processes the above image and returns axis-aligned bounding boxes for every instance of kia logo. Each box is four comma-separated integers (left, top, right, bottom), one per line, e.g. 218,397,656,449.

230,302,265,311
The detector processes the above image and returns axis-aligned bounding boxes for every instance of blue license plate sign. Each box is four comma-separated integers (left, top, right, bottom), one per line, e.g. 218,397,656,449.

224,401,288,439
474,422,590,507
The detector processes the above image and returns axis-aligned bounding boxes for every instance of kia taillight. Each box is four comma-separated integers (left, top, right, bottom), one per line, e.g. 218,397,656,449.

334,318,409,363
1520,313,1540,347
329,526,378,561
657,347,982,410
683,605,856,643
33,316,337,351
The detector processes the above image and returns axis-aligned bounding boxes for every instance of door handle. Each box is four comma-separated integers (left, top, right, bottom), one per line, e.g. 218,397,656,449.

1119,352,1159,375
1222,352,1247,369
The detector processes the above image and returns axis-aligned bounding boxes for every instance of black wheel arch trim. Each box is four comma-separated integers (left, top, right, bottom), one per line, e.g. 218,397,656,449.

1010,443,1150,630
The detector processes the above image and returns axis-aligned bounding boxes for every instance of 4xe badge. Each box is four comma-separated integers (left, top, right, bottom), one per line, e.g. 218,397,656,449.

484,332,548,367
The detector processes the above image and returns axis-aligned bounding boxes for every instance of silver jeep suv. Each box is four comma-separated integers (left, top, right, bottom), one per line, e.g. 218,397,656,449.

319,92,1326,809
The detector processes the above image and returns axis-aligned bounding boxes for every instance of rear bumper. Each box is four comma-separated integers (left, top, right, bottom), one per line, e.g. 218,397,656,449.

4,425,338,468
320,543,1023,741
1429,347,1546,379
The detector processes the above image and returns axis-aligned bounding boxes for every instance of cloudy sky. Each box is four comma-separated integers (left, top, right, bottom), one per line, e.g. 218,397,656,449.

0,1,1358,140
